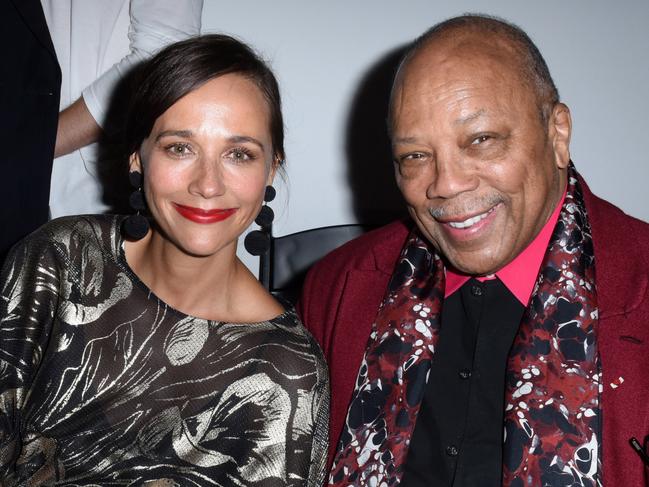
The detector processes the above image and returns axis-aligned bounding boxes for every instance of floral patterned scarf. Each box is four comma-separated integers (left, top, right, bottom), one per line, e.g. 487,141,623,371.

329,167,601,486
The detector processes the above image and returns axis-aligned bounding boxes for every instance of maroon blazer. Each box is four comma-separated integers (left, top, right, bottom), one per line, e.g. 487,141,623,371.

298,178,649,486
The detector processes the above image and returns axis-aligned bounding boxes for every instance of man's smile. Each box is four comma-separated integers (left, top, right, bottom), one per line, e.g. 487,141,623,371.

430,202,503,242
443,205,499,229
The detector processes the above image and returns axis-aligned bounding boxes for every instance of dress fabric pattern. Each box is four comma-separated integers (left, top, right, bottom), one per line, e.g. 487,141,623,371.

0,215,329,486
329,166,600,486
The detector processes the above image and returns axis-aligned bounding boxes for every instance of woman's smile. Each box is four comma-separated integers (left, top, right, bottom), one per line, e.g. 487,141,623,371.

172,203,237,224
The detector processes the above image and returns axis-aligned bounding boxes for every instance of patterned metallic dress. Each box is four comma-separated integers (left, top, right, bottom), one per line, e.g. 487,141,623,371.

0,215,329,486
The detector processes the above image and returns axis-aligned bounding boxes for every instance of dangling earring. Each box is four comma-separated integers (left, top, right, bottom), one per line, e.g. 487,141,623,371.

121,170,150,240
244,185,276,256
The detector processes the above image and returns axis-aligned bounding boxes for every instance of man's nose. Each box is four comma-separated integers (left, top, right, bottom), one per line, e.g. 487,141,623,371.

426,156,478,200
189,159,226,199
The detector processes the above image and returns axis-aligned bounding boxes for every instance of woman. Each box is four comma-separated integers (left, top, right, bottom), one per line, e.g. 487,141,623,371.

0,35,328,486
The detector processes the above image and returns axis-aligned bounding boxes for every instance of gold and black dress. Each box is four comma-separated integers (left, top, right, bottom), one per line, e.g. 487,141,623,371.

0,215,328,486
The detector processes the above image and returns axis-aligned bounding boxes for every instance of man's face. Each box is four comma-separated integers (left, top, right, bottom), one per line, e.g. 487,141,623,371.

390,35,570,275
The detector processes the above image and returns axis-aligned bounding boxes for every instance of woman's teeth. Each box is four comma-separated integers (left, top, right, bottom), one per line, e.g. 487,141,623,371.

447,208,493,229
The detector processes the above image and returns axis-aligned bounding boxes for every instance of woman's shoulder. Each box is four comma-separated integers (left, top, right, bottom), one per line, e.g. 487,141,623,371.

223,274,327,371
21,214,123,256
39,214,121,240
4,215,126,274
16,214,118,244
269,307,329,375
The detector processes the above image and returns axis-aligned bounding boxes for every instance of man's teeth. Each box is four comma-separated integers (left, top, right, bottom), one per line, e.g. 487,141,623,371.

447,209,492,229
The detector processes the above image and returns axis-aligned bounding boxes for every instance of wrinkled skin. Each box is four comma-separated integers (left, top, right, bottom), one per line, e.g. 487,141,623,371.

390,32,572,275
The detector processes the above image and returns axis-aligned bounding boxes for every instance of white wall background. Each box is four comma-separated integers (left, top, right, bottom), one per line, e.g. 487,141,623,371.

200,1,649,272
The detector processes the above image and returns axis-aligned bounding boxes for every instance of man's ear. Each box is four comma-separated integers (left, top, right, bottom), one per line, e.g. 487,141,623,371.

129,152,142,173
549,102,572,169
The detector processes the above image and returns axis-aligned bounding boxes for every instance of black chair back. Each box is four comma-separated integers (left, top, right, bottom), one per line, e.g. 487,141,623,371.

262,224,372,304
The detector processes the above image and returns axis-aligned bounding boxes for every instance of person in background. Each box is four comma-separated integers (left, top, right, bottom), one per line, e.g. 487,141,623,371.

42,0,203,218
299,14,649,487
0,35,328,485
1,0,60,263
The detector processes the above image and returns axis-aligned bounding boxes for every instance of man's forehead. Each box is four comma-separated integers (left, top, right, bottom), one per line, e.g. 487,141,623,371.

405,30,520,80
390,31,533,125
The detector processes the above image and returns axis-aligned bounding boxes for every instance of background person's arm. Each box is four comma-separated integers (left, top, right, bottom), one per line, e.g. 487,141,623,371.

54,97,101,158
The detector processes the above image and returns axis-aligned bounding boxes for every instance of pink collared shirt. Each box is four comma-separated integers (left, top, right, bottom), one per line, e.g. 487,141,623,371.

444,192,566,305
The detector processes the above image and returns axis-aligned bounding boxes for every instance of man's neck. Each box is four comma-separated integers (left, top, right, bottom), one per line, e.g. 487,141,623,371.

445,189,566,305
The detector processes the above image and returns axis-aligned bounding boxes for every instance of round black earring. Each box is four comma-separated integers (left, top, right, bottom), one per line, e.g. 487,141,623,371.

121,170,150,240
244,185,276,256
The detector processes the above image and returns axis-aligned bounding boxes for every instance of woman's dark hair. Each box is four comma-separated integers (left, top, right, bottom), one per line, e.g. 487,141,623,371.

125,34,285,163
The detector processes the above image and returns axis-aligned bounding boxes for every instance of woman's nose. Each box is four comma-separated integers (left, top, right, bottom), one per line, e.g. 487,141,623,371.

188,160,226,199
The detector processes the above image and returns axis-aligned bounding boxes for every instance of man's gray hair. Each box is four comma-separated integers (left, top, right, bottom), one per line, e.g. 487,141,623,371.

391,14,560,127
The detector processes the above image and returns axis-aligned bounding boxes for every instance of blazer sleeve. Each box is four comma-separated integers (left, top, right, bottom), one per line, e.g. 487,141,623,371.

297,257,344,360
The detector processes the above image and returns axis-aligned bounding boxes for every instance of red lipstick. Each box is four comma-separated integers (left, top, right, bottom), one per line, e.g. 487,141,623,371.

173,203,237,224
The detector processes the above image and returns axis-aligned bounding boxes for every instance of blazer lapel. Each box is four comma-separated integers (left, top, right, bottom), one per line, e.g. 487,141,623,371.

10,0,58,60
581,173,648,320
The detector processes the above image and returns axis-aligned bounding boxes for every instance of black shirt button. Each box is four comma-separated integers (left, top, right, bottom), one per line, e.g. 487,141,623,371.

446,445,459,457
459,368,472,380
470,284,483,297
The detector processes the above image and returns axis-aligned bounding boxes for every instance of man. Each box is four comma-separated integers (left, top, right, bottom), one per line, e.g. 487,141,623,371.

299,15,649,486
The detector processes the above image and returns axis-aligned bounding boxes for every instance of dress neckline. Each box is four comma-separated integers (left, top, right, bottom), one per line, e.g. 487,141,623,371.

111,215,293,326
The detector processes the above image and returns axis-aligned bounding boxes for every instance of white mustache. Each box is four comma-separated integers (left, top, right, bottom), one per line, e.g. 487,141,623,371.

428,194,504,220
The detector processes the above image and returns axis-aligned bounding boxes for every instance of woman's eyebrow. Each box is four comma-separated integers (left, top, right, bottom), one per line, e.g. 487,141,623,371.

155,129,194,141
227,135,265,151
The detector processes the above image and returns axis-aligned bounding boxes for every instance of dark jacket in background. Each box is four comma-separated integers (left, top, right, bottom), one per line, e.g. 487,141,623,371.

0,0,60,261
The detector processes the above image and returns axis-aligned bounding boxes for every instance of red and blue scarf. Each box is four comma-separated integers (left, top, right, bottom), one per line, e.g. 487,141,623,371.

330,166,601,486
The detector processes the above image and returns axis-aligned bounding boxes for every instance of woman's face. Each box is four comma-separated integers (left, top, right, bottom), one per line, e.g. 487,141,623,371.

131,73,276,258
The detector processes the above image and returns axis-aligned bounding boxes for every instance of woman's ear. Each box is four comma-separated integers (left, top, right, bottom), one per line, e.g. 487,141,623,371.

549,102,572,169
129,152,142,173
267,155,282,185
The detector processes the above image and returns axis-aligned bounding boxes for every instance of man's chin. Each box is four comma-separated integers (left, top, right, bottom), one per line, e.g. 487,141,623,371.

441,249,505,276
